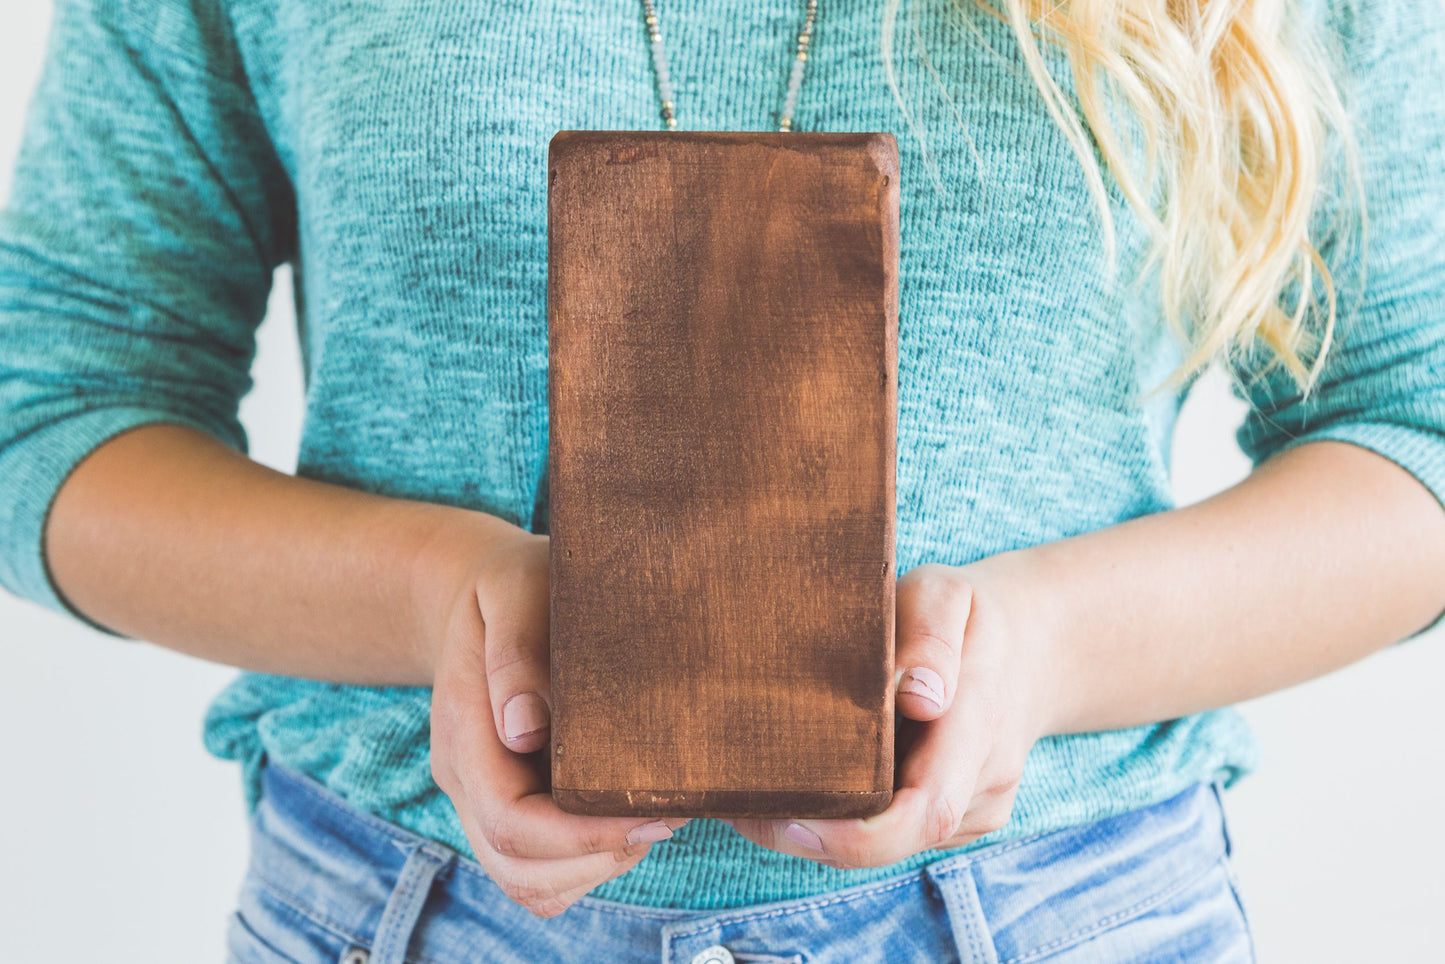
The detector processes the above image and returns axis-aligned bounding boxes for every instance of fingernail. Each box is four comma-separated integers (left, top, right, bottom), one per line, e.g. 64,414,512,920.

784,822,825,853
898,666,946,710
502,693,549,743
626,820,674,846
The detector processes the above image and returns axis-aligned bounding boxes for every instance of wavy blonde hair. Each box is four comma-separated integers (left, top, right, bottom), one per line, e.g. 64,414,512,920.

881,0,1360,395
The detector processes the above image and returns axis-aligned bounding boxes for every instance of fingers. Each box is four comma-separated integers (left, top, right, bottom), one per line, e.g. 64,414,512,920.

729,565,1026,872
456,809,656,919
452,804,656,918
430,618,690,867
429,543,697,919
445,649,689,860
894,564,974,721
732,688,997,870
480,539,553,753
470,786,689,861
721,816,846,869
535,847,652,918
433,603,691,919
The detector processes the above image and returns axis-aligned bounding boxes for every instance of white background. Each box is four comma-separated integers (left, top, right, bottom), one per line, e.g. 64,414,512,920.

1,5,1442,961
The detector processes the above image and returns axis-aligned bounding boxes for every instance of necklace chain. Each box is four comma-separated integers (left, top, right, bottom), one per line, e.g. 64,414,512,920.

640,0,819,132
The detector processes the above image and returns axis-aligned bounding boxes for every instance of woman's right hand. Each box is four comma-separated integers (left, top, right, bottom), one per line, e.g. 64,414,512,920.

414,511,689,918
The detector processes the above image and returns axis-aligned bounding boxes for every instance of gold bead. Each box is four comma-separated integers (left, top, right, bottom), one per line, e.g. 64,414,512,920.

666,117,677,129
779,117,792,131
797,50,808,61
645,14,657,25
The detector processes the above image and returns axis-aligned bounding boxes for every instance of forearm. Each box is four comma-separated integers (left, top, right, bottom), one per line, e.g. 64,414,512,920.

979,440,1445,736
44,422,517,685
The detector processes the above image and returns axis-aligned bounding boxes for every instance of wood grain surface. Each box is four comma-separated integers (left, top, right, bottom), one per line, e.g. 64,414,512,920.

547,130,899,819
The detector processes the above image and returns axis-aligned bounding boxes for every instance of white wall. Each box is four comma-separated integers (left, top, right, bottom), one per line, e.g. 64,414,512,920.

1,6,1441,961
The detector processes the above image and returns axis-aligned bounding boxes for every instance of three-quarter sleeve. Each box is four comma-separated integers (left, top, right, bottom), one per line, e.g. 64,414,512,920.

0,0,294,626
1228,0,1445,633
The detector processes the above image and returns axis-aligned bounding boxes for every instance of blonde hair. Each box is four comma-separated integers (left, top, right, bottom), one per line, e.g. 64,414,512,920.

881,0,1360,395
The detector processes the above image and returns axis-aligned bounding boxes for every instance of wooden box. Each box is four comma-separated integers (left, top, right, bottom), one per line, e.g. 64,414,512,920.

547,130,899,819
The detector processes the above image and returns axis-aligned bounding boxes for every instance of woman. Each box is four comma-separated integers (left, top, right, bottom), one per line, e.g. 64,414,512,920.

1,0,1441,960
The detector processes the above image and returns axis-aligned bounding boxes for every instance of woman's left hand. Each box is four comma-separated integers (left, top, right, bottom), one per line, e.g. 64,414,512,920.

725,558,1057,869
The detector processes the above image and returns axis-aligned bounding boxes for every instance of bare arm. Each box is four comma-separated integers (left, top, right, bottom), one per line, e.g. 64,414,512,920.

994,439,1445,736
45,421,511,686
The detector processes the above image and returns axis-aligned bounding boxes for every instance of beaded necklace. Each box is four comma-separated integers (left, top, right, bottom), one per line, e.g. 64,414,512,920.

639,0,819,132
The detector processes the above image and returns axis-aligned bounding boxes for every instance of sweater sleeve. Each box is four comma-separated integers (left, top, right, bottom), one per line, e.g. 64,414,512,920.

1227,0,1445,637
0,0,294,630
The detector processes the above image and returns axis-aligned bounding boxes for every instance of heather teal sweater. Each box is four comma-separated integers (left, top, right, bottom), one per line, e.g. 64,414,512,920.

2,0,1443,911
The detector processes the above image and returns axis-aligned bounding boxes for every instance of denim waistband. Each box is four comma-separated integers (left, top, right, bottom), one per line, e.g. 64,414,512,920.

237,759,1236,964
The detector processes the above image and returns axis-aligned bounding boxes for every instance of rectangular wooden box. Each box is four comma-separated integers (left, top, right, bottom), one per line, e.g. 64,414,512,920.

547,130,899,819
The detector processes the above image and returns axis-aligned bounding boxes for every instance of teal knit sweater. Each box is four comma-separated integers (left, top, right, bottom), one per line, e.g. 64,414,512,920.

2,0,1442,910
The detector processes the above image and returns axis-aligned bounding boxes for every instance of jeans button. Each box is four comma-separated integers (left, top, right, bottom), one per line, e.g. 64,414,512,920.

691,946,735,964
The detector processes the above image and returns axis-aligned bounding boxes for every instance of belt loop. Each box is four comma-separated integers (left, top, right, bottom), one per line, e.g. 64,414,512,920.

923,862,999,964
1209,779,1235,859
368,839,456,964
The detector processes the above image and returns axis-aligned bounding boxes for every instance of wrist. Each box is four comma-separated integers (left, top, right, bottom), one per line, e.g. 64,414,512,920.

957,546,1071,742
403,504,529,684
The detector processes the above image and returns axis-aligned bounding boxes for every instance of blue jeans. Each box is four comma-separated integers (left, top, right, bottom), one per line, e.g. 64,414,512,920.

227,760,1255,963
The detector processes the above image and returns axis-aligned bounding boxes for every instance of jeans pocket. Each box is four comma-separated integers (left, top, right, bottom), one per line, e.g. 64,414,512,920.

1023,859,1254,964
227,873,357,964
228,909,304,964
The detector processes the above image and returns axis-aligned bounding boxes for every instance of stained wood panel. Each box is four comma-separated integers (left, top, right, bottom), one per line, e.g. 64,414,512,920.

548,130,899,818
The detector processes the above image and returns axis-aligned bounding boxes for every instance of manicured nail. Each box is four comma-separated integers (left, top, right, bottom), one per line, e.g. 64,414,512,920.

898,666,946,710
784,822,825,853
502,693,549,743
626,820,674,846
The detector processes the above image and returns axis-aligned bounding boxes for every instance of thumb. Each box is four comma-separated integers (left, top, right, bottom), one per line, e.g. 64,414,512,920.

476,540,554,753
479,534,557,751
893,566,973,722
486,612,553,753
